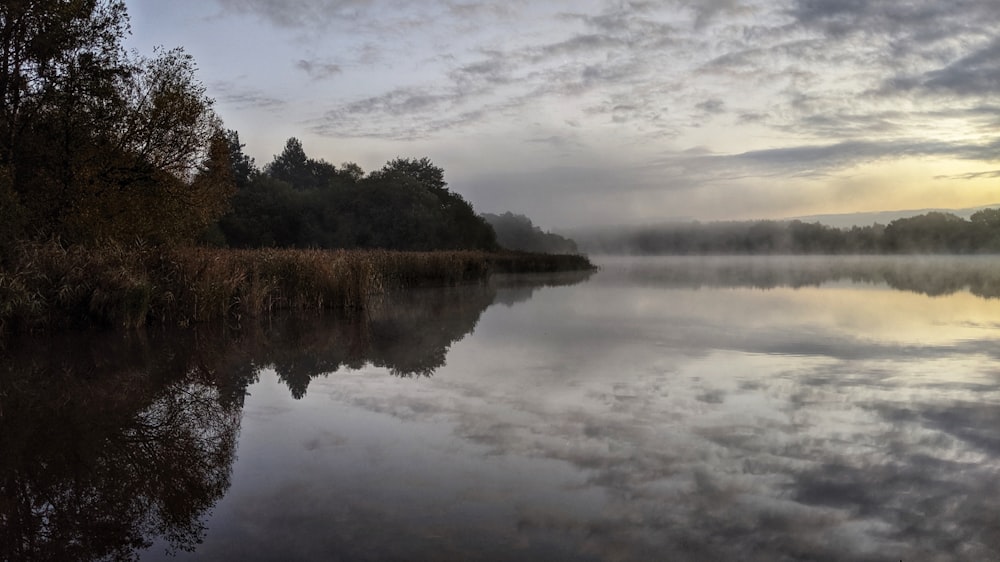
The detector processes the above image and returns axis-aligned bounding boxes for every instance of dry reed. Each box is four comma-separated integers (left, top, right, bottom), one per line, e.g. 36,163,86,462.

0,241,594,333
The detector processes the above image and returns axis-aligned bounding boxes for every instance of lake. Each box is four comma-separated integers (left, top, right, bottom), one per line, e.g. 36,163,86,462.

4,256,1000,561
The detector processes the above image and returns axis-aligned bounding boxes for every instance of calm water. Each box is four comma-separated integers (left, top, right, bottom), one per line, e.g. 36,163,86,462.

4,256,1000,561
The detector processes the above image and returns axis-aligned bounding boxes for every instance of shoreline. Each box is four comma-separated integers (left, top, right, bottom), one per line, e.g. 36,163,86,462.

0,243,595,335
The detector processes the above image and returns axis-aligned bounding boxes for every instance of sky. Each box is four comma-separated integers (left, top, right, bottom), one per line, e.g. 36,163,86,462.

124,0,1000,229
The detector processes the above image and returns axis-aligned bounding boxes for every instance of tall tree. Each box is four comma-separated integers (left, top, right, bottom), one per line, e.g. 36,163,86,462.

0,0,130,168
0,1,232,244
224,129,258,189
376,157,447,195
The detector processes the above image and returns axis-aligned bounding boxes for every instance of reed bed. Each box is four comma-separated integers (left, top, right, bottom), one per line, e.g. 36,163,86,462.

0,241,594,333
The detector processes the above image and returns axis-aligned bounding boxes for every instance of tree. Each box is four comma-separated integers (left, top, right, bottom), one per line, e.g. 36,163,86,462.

375,157,447,194
1,1,231,245
372,157,497,250
266,137,308,184
217,146,498,251
266,137,338,190
483,212,579,254
884,212,969,253
224,129,258,189
0,0,130,168
969,208,1000,251
339,161,364,182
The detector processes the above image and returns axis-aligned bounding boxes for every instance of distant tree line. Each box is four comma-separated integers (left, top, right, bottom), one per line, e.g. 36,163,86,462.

578,210,1000,255
481,212,578,254
212,136,498,251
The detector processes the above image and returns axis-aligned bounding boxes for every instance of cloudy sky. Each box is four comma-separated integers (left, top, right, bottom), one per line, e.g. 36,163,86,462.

124,0,1000,229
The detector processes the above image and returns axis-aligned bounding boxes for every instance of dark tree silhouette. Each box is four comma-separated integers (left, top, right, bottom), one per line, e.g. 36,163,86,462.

217,142,499,251
0,1,232,245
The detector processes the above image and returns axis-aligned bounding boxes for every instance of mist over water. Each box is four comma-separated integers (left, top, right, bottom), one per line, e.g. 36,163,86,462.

5,257,1000,560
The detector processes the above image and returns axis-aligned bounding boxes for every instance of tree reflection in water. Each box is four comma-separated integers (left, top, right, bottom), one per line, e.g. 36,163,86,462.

603,254,1000,298
0,270,594,560
0,331,244,561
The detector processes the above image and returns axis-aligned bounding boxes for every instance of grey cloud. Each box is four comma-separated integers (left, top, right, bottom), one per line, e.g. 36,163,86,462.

214,0,375,27
795,111,903,137
295,59,342,80
878,38,1000,99
788,0,993,37
785,0,1000,77
696,98,725,114
306,2,694,140
445,1,517,20
935,170,1000,181
343,87,456,116
922,38,1000,96
291,0,999,175
737,112,768,123
526,135,582,149
678,0,751,29
730,138,1000,173
211,81,287,110
699,49,762,75
448,54,512,86
535,33,624,60
579,62,641,85
457,58,503,76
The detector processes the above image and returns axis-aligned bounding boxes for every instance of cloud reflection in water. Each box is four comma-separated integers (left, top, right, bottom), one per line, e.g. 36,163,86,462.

156,257,1000,560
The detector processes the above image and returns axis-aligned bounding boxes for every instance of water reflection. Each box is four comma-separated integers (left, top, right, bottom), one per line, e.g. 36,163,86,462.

269,270,593,395
9,259,1000,560
187,256,998,561
0,330,244,561
0,271,592,560
598,254,1000,298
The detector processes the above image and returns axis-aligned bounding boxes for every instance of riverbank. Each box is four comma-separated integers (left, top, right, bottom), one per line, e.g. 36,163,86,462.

0,242,595,334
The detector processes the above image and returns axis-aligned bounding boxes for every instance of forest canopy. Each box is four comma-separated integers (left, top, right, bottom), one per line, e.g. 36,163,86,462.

214,136,498,251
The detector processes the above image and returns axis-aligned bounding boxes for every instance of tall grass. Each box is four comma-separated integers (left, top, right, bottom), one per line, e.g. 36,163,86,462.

0,241,594,333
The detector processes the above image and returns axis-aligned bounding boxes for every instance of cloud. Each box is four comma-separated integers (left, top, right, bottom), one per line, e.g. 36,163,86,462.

213,0,376,28
526,135,582,149
211,81,287,110
276,266,1000,559
534,33,624,60
207,0,1000,227
920,38,1000,97
935,170,1000,181
295,59,342,80
696,98,725,114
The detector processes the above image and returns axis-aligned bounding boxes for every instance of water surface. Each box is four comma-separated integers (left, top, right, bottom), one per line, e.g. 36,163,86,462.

4,257,1000,560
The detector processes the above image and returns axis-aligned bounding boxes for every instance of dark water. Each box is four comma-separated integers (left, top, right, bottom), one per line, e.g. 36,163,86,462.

4,256,1000,561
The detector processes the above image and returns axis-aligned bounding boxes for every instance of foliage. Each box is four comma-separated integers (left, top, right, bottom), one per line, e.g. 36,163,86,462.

482,211,579,254
0,329,243,560
0,241,595,334
0,1,232,245
576,211,1000,255
217,141,499,251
